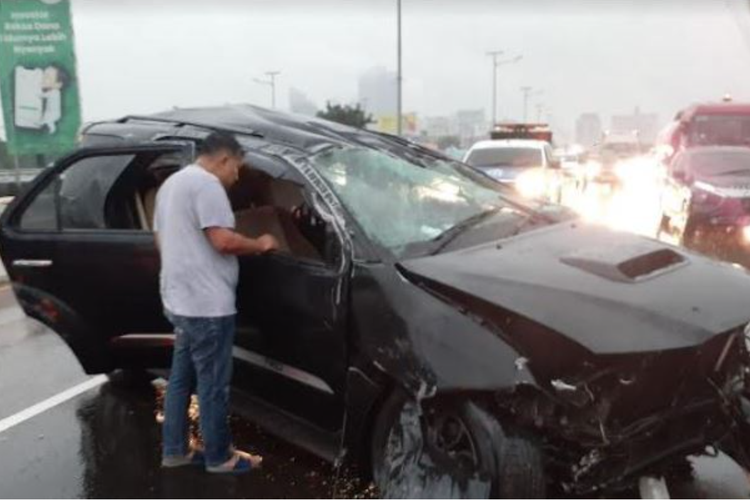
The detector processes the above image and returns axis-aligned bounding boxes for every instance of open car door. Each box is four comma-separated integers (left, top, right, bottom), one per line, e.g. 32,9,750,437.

0,142,194,373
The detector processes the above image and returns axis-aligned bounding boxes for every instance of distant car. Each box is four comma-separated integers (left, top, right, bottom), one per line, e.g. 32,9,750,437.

463,139,563,202
660,146,750,267
587,133,643,186
5,106,750,497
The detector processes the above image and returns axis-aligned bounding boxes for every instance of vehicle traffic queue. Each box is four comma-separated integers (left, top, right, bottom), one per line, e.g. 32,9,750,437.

463,99,750,271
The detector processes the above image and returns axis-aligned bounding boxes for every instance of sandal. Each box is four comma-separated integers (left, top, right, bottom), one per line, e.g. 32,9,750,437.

206,450,263,475
161,448,205,468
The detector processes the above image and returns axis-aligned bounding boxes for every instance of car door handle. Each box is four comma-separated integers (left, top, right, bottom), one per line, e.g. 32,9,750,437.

12,259,53,268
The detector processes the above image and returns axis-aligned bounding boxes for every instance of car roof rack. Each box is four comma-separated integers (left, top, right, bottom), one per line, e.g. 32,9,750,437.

117,115,265,139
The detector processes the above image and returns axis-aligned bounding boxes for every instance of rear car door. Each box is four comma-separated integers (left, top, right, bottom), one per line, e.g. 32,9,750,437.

0,143,193,372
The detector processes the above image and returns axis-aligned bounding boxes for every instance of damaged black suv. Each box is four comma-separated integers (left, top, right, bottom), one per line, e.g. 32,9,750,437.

3,105,750,497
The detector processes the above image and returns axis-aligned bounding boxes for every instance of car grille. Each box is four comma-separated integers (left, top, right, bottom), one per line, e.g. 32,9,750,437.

582,329,744,428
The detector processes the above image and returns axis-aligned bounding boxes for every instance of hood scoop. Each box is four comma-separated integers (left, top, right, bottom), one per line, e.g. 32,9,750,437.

561,244,687,283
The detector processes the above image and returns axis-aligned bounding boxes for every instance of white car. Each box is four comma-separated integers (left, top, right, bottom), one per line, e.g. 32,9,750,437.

463,139,562,201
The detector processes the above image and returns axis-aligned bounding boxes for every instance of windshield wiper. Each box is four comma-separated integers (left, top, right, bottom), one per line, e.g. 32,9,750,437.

429,207,504,255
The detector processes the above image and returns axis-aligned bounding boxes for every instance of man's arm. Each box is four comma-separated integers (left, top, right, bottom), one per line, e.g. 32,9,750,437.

204,227,279,256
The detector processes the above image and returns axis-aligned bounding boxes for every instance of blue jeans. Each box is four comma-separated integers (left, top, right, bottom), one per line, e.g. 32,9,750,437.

162,311,236,466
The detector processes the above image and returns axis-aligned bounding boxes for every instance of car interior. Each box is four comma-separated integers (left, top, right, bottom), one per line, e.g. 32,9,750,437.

104,151,339,266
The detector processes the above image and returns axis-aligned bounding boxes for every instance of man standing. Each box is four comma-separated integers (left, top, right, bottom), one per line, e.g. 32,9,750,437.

155,132,278,474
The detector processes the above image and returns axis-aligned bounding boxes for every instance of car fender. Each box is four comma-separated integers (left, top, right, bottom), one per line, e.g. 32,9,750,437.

349,264,538,397
11,283,115,374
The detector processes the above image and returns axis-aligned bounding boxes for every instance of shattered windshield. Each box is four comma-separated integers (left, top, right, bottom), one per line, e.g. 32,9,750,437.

465,147,542,168
314,147,540,256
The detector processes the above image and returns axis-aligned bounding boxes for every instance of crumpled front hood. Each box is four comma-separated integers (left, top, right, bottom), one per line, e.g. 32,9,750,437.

401,222,750,354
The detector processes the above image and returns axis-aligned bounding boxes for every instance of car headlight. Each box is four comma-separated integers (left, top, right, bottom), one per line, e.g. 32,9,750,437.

614,161,630,180
516,169,546,199
585,161,601,178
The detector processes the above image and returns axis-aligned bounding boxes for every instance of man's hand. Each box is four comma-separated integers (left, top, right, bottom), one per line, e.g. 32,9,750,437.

257,234,280,253
205,227,280,256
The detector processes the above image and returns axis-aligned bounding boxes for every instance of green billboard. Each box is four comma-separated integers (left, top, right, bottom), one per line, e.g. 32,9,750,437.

0,0,81,156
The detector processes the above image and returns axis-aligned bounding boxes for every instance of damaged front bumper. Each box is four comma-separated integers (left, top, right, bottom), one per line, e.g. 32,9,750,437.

492,327,750,495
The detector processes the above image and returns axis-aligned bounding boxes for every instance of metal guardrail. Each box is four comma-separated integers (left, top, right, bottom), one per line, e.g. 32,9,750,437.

0,168,43,196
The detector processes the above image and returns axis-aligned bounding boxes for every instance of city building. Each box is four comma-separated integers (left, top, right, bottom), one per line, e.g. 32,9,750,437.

422,116,453,138
455,109,487,144
575,113,603,147
357,66,397,118
611,107,660,145
288,87,318,116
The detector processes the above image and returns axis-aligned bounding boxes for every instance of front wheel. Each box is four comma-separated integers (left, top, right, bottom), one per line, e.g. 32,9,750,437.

371,390,545,498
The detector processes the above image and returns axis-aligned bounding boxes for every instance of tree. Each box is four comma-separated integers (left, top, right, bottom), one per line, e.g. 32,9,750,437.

316,102,374,128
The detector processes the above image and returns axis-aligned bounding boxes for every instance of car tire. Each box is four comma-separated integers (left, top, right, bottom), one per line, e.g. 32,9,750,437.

371,389,545,499
107,368,155,390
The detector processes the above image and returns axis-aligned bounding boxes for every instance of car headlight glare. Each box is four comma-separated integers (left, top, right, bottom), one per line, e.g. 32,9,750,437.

585,161,602,177
516,169,546,199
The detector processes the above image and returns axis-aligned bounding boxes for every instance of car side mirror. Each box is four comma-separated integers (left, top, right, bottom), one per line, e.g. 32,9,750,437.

673,170,691,184
549,160,562,170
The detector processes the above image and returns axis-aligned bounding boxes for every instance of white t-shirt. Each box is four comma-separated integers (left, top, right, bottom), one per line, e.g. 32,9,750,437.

154,164,238,317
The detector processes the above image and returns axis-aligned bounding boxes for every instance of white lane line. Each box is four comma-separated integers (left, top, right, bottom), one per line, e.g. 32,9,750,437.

0,375,108,434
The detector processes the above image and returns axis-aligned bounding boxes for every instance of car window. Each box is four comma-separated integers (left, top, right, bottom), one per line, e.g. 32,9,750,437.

688,115,750,147
465,147,543,168
314,147,546,256
18,154,135,231
688,151,750,176
19,179,60,231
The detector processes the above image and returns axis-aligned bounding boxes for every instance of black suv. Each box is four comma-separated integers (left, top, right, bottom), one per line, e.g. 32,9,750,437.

3,105,750,497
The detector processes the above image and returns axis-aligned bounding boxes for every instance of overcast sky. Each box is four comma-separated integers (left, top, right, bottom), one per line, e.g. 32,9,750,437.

2,0,750,140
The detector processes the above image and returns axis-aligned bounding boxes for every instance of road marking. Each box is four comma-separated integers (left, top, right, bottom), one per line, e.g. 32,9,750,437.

0,375,108,434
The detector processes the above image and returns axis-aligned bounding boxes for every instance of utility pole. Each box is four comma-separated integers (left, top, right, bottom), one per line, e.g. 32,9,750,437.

520,86,543,122
536,103,544,123
254,71,281,108
486,51,522,126
396,0,403,136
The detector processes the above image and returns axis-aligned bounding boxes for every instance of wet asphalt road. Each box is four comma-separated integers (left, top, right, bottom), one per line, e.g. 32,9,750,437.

0,285,374,499
1,287,750,499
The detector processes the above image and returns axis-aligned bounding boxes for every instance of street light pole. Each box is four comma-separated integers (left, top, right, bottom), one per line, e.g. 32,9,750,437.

396,0,403,136
487,50,502,126
536,103,544,123
254,70,281,108
487,52,522,126
520,86,543,122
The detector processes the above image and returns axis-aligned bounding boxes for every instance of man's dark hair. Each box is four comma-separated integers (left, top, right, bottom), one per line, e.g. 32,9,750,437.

198,132,243,158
